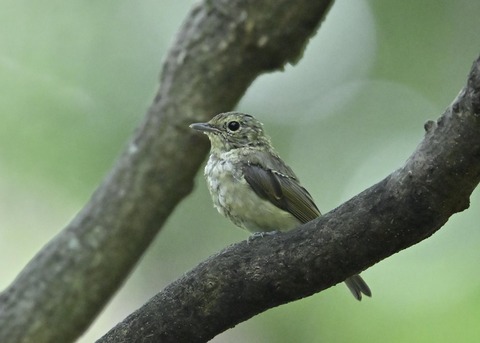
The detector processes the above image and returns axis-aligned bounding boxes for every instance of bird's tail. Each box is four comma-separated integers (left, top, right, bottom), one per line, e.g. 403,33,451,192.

345,275,372,301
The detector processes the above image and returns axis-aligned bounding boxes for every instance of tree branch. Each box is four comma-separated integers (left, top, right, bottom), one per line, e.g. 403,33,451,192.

97,56,480,343
0,1,333,342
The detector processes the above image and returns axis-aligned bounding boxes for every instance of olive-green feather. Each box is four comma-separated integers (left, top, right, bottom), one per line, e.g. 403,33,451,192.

243,164,321,224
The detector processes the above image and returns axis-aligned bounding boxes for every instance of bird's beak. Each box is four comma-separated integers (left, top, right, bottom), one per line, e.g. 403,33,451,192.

189,122,218,133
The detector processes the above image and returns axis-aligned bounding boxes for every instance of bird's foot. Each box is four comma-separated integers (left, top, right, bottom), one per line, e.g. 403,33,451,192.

247,230,279,243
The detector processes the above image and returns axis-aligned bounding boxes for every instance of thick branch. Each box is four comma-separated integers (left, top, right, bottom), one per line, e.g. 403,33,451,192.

98,56,480,343
0,1,333,342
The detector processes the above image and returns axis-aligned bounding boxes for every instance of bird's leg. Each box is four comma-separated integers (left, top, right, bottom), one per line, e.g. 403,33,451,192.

247,230,279,243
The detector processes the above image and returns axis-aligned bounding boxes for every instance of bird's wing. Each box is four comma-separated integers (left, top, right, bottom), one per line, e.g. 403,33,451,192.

243,164,321,224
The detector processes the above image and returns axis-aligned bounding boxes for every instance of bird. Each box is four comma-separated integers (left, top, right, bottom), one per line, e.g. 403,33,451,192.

190,111,371,300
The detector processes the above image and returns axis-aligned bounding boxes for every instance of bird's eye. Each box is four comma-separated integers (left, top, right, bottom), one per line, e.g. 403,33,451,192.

227,121,240,132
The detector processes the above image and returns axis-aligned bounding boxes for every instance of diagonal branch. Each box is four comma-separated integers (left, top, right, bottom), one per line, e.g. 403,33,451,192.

0,1,334,342
98,56,480,343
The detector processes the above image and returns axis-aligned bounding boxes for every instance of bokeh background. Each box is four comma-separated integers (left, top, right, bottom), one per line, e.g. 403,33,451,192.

1,0,480,342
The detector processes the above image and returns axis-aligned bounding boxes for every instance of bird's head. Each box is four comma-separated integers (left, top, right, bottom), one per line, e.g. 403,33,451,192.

190,112,271,153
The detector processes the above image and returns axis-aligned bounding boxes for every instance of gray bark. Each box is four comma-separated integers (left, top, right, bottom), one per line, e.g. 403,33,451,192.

0,1,334,342
98,57,480,342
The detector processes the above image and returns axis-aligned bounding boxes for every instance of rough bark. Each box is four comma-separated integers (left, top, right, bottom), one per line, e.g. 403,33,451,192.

98,57,480,343
0,1,333,342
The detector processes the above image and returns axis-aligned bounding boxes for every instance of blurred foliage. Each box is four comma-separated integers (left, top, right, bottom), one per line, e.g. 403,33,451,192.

0,0,479,342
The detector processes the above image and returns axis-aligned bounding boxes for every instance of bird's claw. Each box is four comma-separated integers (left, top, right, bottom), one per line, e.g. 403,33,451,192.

247,230,279,243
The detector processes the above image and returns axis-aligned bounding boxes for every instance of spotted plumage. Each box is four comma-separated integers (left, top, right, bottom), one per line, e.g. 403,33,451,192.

190,112,371,300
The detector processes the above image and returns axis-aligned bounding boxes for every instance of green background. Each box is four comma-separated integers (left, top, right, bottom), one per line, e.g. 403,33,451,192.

0,0,479,342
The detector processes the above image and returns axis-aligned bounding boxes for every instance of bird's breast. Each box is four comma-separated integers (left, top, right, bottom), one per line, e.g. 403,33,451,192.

204,154,300,233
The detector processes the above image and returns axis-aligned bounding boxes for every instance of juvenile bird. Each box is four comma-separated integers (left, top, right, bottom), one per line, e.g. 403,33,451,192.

190,112,371,300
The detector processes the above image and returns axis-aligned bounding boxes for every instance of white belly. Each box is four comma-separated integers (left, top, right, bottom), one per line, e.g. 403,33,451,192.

205,155,300,233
